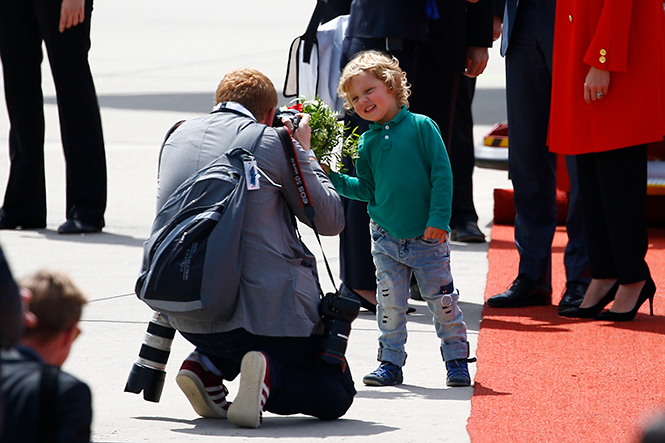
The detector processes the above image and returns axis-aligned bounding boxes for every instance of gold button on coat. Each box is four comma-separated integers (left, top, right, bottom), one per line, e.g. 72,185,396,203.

599,56,607,63
600,49,607,55
569,14,573,21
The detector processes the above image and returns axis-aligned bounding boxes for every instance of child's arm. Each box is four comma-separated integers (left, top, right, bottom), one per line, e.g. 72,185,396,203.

424,226,448,243
328,142,375,202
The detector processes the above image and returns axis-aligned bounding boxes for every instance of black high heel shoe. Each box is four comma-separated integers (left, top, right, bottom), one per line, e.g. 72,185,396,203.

593,278,656,322
558,282,619,318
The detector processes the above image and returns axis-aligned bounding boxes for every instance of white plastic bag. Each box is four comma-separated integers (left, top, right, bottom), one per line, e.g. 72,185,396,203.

283,15,348,114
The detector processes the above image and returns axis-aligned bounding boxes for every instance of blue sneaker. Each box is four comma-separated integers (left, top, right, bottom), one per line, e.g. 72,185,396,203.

363,362,403,386
446,359,471,387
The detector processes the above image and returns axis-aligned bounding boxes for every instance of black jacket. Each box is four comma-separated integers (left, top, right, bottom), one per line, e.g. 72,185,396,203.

427,0,494,75
1,346,92,443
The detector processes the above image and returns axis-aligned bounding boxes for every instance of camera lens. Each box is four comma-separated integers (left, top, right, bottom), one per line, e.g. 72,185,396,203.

124,313,175,402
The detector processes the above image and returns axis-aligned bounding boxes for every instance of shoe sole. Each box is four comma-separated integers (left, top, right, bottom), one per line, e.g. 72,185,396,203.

446,379,471,387
176,370,227,419
362,374,403,386
228,352,267,428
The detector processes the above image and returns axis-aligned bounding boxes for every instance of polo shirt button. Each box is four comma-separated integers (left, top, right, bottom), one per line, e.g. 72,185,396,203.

384,135,389,139
385,125,390,130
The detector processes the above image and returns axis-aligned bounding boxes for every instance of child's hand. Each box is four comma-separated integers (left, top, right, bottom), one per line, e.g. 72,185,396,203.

424,226,447,243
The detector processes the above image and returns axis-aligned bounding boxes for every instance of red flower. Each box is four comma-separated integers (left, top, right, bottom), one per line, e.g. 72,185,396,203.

288,103,304,112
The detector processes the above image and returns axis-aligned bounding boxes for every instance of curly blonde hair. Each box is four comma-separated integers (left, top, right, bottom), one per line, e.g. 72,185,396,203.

215,68,278,122
337,50,411,112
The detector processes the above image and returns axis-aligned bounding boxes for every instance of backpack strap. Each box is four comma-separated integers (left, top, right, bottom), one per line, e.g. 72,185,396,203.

225,121,266,157
302,0,329,63
275,127,338,294
38,365,60,443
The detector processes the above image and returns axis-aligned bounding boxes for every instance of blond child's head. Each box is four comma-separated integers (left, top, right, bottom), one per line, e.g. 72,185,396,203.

338,50,410,113
215,68,278,122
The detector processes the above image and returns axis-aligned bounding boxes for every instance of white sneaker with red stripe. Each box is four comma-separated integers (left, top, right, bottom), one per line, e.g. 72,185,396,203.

227,351,271,428
176,352,230,419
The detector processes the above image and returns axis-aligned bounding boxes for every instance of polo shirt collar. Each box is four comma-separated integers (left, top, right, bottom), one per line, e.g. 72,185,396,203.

369,105,408,130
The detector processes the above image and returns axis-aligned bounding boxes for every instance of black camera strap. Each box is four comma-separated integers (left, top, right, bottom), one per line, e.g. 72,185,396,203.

276,126,338,294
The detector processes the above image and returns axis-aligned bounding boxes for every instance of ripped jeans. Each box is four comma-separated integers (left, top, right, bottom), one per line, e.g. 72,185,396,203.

370,220,469,367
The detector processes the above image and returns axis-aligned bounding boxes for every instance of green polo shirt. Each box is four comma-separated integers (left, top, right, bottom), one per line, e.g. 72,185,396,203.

330,106,453,239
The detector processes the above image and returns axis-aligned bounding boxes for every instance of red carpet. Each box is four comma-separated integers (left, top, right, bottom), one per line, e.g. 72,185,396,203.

468,225,665,443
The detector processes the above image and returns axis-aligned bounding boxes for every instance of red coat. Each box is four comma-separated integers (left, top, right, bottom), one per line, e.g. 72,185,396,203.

549,0,665,155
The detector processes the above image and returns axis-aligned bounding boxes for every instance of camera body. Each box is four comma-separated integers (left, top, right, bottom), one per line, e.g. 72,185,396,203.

318,292,360,369
272,108,300,131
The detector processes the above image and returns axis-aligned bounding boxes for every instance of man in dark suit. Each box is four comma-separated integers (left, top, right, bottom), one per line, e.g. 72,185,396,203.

1,270,92,443
410,0,495,244
486,0,590,309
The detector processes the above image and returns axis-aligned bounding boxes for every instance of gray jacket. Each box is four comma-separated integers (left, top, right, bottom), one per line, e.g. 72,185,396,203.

155,102,344,336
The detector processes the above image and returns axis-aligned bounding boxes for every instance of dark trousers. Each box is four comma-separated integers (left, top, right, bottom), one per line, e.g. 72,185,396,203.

576,145,650,284
411,47,479,229
338,36,419,291
505,0,589,286
180,329,356,421
0,0,106,227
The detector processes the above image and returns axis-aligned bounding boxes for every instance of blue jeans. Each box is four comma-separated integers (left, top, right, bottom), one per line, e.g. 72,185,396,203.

370,220,469,366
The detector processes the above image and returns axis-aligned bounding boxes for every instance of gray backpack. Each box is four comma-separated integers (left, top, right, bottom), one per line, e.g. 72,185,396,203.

135,123,265,322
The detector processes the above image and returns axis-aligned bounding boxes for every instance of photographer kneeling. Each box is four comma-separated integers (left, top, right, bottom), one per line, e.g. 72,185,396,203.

154,68,355,428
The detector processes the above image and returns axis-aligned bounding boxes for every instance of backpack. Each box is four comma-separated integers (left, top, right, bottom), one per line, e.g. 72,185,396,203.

135,122,265,323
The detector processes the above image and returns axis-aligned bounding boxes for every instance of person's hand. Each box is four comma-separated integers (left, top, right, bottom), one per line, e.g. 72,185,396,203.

424,226,447,243
20,288,38,329
59,0,85,33
493,15,503,41
464,47,489,78
584,66,610,103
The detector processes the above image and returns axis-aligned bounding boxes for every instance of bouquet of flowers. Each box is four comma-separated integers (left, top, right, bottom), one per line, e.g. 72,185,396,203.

282,98,359,171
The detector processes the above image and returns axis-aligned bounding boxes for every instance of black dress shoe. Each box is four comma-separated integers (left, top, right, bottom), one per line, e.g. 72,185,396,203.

409,281,424,301
57,219,102,234
487,275,552,308
558,282,619,318
450,221,486,243
0,217,18,230
340,284,377,314
558,281,589,311
593,278,656,322
0,215,46,230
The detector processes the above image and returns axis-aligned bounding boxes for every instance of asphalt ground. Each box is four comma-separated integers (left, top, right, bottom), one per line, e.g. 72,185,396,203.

0,2,512,441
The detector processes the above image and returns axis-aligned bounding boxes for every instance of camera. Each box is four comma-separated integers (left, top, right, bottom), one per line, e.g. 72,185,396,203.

124,312,176,402
318,292,360,370
272,108,300,131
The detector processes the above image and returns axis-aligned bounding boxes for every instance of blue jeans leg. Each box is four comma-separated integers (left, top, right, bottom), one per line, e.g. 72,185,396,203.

370,221,469,366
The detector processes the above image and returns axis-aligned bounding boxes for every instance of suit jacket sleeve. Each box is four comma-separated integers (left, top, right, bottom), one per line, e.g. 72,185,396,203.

466,0,495,48
494,0,506,20
322,0,352,23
